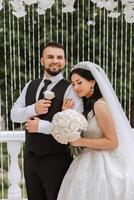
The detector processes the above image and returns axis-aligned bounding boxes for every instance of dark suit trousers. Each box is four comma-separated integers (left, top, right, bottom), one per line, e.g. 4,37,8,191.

24,151,73,200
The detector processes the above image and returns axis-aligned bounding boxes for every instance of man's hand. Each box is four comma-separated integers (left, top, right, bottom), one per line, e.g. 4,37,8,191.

35,99,52,115
62,98,75,110
25,117,40,133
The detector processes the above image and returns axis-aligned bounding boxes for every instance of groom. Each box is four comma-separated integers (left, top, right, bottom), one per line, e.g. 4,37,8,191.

11,42,83,200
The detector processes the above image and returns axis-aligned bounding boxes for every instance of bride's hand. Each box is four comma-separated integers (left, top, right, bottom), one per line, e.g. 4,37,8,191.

62,98,75,110
70,138,83,147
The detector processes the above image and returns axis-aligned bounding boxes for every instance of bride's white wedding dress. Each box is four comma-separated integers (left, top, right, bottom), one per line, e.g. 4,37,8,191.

57,110,134,200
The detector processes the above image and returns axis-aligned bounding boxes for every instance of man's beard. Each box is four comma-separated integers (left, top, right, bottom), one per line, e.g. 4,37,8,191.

45,68,62,76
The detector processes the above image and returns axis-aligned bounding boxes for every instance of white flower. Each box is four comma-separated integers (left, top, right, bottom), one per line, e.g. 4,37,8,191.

121,0,129,5
108,11,121,18
124,2,134,23
10,0,24,11
43,90,55,100
24,0,38,5
97,1,106,9
87,20,96,26
62,0,75,13
38,0,55,8
125,14,134,23
10,0,26,18
0,0,2,11
62,6,75,13
51,109,88,144
104,0,117,11
12,10,26,18
36,8,46,15
62,0,75,6
90,0,99,4
36,0,55,15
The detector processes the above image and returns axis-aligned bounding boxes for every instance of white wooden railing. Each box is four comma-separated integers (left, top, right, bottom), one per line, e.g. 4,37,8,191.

0,131,26,200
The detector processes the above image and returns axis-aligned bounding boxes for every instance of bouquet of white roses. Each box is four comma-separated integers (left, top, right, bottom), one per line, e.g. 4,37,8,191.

51,109,88,144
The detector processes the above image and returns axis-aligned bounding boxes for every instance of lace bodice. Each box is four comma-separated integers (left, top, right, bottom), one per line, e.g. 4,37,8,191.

83,110,103,139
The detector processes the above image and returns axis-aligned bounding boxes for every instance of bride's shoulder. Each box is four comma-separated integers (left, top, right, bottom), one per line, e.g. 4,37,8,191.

94,98,110,115
94,98,106,106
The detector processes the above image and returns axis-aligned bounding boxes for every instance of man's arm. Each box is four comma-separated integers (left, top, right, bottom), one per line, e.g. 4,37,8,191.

10,82,37,123
11,82,51,135
25,117,51,134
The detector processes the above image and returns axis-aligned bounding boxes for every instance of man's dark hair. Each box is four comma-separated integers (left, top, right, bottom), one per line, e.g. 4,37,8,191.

41,42,64,57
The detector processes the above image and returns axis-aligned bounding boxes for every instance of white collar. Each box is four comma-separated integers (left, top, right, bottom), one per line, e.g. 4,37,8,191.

43,73,64,83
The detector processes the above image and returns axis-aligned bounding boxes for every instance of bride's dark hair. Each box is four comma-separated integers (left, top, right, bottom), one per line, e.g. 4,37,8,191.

70,68,102,118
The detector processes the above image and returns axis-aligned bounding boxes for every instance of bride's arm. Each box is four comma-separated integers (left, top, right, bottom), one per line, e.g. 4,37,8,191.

71,101,119,150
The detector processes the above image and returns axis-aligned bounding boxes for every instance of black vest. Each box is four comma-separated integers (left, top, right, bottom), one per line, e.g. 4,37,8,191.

25,78,71,157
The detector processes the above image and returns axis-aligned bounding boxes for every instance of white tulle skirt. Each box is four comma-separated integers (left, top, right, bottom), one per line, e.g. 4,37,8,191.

57,148,134,200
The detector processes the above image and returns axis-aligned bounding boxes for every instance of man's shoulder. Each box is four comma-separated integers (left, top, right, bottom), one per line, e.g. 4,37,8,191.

31,78,42,82
29,78,42,85
27,78,42,90
61,78,71,85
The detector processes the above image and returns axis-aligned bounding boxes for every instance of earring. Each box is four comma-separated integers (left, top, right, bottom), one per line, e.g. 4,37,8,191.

91,84,94,92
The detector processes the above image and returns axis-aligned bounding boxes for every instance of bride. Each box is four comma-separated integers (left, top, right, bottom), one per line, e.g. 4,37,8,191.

57,62,134,200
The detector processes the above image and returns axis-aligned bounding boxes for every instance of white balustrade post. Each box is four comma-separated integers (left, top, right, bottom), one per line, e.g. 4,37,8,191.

7,141,22,200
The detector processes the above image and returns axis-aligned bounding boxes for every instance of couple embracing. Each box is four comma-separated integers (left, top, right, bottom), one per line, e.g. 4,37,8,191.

11,42,134,200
